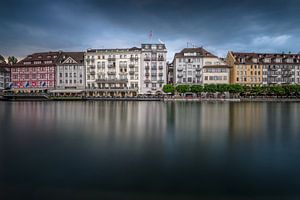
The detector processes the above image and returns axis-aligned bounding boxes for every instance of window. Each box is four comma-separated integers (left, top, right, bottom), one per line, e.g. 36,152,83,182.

59,73,62,78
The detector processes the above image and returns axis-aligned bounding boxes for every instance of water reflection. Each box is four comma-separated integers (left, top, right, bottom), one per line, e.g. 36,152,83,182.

0,101,300,199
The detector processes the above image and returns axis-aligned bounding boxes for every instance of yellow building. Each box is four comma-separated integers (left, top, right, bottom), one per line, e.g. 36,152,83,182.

226,51,263,86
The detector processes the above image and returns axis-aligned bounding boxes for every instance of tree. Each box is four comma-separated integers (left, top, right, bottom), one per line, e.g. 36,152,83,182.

162,84,175,94
0,55,5,63
190,85,203,94
176,85,190,94
8,56,18,65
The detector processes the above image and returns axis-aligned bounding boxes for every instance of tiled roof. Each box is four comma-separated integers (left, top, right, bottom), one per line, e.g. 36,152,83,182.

58,52,84,64
174,47,217,58
14,51,62,67
231,51,300,65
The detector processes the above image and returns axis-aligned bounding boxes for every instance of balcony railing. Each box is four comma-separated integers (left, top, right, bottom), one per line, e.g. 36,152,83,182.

107,58,116,62
158,57,164,61
158,73,163,76
96,78,128,83
90,71,96,75
129,71,135,75
159,66,163,70
177,74,183,78
158,80,164,83
107,71,116,75
144,79,151,83
177,68,183,71
108,64,115,68
144,57,151,61
196,68,201,71
145,72,150,76
129,64,135,68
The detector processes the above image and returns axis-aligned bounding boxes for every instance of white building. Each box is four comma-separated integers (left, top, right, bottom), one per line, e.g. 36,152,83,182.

140,44,167,94
85,47,141,97
173,48,226,85
84,44,167,96
56,52,85,90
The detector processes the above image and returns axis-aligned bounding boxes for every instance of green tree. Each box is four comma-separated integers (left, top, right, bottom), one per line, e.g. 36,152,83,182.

204,84,218,93
176,85,190,94
190,85,203,94
8,56,18,65
162,84,175,94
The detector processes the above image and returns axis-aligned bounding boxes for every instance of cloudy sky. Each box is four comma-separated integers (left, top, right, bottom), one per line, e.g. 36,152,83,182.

0,0,299,61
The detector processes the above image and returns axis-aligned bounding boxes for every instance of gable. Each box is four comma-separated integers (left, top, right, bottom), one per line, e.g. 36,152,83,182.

63,57,77,64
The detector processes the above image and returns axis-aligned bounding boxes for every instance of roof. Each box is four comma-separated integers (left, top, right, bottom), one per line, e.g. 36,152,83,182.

14,51,62,67
230,51,300,65
58,52,84,64
87,47,141,53
174,47,217,58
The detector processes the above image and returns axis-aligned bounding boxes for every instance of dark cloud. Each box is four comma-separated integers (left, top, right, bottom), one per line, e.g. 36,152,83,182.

0,0,300,60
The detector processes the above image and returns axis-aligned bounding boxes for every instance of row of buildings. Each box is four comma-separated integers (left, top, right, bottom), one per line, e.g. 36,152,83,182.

1,43,300,96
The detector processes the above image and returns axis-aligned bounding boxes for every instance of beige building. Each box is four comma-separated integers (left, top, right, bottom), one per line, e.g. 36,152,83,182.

203,65,231,84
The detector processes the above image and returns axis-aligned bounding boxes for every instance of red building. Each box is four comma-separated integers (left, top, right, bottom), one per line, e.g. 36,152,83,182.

11,52,62,91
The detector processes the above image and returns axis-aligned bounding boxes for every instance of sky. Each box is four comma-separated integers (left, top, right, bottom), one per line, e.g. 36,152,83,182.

0,0,300,61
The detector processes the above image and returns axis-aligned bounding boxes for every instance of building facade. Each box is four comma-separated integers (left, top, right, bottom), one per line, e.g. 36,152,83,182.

202,65,231,84
85,47,141,97
56,52,85,90
11,52,61,91
167,62,174,84
227,52,300,85
173,48,226,85
85,43,167,96
140,44,167,94
0,62,10,91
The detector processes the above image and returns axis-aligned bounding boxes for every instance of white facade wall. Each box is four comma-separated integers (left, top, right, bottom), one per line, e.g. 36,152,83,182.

56,64,85,89
140,44,167,94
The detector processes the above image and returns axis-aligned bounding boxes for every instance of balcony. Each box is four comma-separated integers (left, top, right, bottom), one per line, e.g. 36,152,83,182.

196,74,201,77
144,79,151,83
145,72,150,76
130,57,138,61
90,71,96,75
282,67,292,71
89,65,96,69
196,68,201,71
108,64,115,68
129,64,135,68
158,80,164,83
96,78,128,83
282,72,294,77
158,57,164,61
177,74,183,78
107,71,116,75
158,73,163,76
177,68,183,71
129,70,135,75
144,57,151,61
159,66,163,70
107,58,116,62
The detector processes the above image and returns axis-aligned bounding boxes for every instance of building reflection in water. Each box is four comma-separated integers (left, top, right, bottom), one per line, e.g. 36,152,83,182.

1,101,300,199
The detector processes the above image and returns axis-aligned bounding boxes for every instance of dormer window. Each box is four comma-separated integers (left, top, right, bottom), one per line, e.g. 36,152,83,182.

38,56,42,59
24,62,31,65
264,58,271,63
34,61,41,64
252,58,258,63
287,58,293,63
275,58,282,63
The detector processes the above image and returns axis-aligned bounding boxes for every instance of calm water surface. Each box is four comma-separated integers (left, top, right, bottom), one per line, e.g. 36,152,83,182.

0,101,300,199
